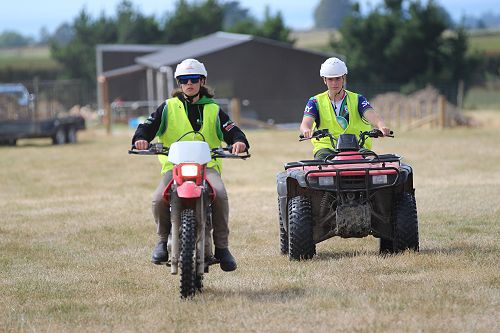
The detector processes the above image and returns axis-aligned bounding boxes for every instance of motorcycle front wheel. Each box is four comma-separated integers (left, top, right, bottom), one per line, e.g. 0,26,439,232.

180,208,198,298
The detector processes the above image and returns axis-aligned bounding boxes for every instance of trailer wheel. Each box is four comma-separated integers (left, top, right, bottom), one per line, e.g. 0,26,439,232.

0,138,16,146
52,127,66,145
66,126,77,144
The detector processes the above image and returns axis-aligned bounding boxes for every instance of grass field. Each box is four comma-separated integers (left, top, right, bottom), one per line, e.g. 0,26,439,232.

468,30,500,54
0,46,59,71
1,111,499,332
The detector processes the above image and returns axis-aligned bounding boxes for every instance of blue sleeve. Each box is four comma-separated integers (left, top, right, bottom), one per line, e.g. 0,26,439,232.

358,95,373,117
304,97,319,120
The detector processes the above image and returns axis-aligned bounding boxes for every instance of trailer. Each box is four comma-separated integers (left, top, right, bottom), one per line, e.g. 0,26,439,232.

0,83,85,145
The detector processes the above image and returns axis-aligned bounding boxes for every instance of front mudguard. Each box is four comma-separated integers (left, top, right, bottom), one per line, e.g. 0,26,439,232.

176,181,203,198
277,170,308,233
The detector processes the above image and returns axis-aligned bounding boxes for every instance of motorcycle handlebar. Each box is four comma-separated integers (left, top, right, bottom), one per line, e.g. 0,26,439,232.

128,143,251,159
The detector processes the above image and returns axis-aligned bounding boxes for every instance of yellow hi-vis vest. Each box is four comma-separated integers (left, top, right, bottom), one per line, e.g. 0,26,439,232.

157,97,223,174
312,89,372,155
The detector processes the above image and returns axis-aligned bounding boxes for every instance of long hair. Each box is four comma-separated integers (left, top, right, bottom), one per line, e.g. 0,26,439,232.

171,84,215,99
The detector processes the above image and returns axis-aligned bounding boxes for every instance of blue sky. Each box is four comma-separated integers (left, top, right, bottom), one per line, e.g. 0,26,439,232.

1,0,498,37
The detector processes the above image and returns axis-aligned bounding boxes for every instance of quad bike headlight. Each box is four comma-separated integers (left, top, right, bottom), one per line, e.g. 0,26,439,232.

318,176,335,186
372,175,388,185
180,164,200,177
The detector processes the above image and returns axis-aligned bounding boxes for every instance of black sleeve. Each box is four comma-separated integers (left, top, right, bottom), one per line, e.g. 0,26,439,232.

218,108,250,149
131,102,165,144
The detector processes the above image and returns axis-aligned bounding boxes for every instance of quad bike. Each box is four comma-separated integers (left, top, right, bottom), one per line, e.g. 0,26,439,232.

129,131,250,298
276,129,419,260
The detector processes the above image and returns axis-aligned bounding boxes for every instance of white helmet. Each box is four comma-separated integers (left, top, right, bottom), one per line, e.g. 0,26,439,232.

174,58,208,78
320,57,348,78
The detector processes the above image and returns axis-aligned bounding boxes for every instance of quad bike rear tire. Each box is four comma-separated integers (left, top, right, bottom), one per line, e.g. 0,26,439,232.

278,197,288,255
52,127,66,145
180,209,198,298
288,196,315,260
380,192,419,254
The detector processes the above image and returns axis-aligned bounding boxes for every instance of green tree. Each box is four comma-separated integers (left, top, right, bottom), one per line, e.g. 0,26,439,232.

333,0,475,92
51,10,113,83
314,0,354,29
254,6,295,44
222,1,254,30
50,1,162,84
163,0,224,44
0,30,34,47
115,0,162,44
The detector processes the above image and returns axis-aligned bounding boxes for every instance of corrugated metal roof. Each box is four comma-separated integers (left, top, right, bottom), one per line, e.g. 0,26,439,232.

135,31,253,69
96,44,172,53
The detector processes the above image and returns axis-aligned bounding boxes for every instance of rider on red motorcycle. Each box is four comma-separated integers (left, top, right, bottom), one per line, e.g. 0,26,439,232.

132,58,249,272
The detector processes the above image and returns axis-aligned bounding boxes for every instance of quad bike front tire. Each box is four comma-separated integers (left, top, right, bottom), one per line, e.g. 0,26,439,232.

288,196,315,260
380,192,419,254
278,197,288,255
180,209,199,298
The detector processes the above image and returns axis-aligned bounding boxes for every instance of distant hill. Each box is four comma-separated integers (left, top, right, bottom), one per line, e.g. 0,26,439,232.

290,29,339,52
290,28,500,55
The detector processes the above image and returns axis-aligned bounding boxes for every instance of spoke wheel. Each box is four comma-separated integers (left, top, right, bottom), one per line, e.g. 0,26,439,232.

180,209,198,298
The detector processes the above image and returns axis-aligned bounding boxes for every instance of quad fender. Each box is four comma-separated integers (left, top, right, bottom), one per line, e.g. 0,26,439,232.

277,169,307,233
398,163,415,194
277,169,307,198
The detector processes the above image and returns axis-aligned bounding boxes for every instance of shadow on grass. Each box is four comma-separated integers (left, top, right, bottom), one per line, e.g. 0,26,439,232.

206,286,306,302
314,250,375,261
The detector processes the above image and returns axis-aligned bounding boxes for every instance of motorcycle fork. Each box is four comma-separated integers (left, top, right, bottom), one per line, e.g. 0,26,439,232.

170,192,181,275
196,192,206,275
169,188,209,276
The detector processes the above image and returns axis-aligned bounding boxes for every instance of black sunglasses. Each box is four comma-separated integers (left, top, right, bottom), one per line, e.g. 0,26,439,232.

178,77,201,84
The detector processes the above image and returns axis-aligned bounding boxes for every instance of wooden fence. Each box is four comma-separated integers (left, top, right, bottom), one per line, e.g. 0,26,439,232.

374,95,453,131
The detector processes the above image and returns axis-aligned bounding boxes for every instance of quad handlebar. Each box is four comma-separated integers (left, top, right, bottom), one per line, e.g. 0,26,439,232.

299,128,394,149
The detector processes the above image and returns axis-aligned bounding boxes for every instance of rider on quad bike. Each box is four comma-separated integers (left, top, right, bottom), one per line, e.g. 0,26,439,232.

276,57,419,260
299,57,391,159
132,58,250,272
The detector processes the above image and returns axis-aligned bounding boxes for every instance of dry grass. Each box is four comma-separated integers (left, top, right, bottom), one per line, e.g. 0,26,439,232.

1,113,500,333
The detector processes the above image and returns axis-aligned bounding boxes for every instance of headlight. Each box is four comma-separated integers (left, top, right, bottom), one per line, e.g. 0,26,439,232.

318,176,335,186
180,164,199,177
372,174,388,185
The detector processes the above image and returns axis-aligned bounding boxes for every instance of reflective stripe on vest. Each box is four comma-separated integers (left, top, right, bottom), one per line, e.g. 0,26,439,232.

312,89,372,154
157,97,223,174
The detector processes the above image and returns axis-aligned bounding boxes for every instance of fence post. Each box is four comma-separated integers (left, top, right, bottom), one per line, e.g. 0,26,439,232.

230,97,241,126
396,103,401,129
98,76,112,135
438,95,446,129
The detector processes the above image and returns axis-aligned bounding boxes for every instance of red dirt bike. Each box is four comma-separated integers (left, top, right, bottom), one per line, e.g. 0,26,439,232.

277,129,419,260
129,131,250,298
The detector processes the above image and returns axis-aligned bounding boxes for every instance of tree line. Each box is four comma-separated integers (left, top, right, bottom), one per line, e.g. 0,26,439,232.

1,0,494,98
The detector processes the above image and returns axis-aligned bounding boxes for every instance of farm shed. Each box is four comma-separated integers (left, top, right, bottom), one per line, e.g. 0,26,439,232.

97,31,338,124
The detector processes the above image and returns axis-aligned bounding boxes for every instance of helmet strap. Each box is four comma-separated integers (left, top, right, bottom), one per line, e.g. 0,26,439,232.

183,92,200,103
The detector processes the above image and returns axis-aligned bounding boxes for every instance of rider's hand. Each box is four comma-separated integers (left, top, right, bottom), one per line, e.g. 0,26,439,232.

134,139,149,150
379,127,391,136
232,141,247,154
301,129,313,138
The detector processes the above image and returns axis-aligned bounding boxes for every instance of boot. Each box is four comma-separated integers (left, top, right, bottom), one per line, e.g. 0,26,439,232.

215,247,237,272
151,240,168,265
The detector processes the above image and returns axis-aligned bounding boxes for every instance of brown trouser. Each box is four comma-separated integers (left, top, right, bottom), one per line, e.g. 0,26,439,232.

152,168,230,249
